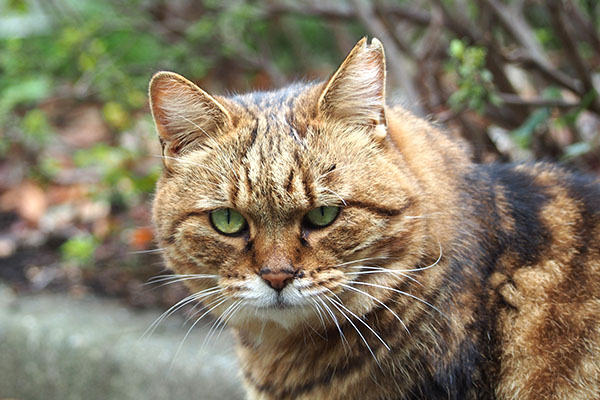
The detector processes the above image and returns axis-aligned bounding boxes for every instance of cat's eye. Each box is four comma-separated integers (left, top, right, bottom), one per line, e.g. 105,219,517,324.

304,206,340,228
210,208,247,235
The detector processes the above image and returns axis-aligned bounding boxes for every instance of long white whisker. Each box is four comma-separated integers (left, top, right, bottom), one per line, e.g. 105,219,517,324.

202,299,243,349
315,296,349,351
322,295,382,366
129,248,165,254
322,188,347,206
333,256,398,268
183,293,226,326
340,283,410,334
345,267,423,286
169,296,230,369
324,289,390,352
179,115,209,136
142,287,221,338
309,298,328,331
407,242,443,272
347,243,443,274
145,274,218,287
183,292,224,325
352,281,446,317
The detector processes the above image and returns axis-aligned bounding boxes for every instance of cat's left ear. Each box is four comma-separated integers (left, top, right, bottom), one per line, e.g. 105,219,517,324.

149,71,232,169
317,37,387,140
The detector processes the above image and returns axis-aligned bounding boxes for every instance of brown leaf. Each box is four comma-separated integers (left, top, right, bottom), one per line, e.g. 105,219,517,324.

129,227,154,250
55,105,110,148
1,181,47,226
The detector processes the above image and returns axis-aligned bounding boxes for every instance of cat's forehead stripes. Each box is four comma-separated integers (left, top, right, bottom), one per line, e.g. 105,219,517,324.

229,83,310,111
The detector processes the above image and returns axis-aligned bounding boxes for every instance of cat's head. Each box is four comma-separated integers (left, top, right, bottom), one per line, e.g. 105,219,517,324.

149,38,428,329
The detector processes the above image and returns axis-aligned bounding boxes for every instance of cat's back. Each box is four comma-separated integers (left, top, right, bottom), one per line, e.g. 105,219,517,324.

468,162,600,399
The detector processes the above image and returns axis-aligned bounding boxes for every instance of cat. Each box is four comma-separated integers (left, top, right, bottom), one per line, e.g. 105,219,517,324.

148,38,600,399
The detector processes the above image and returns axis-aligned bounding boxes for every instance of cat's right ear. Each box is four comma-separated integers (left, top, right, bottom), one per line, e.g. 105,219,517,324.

317,37,387,141
149,71,231,170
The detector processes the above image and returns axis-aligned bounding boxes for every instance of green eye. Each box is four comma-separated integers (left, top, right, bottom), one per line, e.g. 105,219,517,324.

210,208,247,235
304,206,340,228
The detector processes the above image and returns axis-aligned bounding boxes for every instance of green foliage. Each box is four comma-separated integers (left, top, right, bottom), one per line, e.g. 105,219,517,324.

562,142,592,160
60,234,99,268
21,109,53,148
0,77,51,122
73,143,160,207
447,39,499,113
511,108,552,149
0,2,173,117
0,0,596,277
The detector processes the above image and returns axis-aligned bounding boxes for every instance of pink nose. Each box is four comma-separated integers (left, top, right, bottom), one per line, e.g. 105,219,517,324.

259,269,295,291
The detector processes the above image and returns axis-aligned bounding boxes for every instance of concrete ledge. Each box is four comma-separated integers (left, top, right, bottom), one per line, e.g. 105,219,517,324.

0,285,244,400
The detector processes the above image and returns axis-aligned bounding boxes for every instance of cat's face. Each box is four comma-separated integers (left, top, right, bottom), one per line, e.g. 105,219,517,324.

151,39,424,329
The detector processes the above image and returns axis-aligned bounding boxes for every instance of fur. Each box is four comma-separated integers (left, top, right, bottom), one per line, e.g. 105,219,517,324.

149,38,600,399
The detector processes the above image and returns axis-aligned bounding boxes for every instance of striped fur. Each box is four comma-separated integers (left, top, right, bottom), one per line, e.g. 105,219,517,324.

149,38,600,399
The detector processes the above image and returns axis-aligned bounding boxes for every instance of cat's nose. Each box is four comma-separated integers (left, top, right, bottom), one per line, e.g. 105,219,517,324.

259,267,295,291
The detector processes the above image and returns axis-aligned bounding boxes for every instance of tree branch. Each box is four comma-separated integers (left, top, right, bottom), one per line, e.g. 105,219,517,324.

484,0,552,70
547,0,600,113
497,93,581,109
264,3,431,26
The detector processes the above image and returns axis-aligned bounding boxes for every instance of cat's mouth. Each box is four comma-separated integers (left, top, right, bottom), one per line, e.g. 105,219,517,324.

253,294,297,310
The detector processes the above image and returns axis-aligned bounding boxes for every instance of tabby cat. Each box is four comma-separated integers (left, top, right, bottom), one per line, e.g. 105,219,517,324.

149,38,600,399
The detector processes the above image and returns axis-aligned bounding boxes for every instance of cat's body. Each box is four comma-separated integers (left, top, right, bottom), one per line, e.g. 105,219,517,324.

149,38,600,399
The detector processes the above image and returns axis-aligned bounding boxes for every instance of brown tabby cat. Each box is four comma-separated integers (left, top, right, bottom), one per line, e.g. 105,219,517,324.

149,38,600,399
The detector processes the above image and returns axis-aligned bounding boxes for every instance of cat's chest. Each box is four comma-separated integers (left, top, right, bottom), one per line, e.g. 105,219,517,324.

235,329,390,400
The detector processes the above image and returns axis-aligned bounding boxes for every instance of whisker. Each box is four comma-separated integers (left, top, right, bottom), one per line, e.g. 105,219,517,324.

352,281,446,317
333,256,399,268
347,242,443,274
322,187,347,206
183,293,226,326
402,213,441,220
183,292,224,325
405,242,443,272
169,295,229,370
315,295,349,351
202,299,243,349
324,289,390,352
129,248,165,254
145,273,218,287
316,165,353,181
340,283,410,334
322,295,383,367
345,267,423,286
306,303,328,340
142,287,222,338
179,114,210,136
153,154,223,176
309,298,328,332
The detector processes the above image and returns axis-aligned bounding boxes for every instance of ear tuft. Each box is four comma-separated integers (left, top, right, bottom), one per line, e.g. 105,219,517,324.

149,72,231,166
318,37,387,130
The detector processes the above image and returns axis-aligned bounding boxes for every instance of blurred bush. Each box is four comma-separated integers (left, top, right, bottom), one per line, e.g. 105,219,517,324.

0,0,598,301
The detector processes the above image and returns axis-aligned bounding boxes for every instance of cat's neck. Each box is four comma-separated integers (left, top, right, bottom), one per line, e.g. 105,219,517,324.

386,106,472,256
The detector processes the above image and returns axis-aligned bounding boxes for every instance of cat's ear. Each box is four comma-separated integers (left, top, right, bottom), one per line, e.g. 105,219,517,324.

317,37,387,139
149,71,231,169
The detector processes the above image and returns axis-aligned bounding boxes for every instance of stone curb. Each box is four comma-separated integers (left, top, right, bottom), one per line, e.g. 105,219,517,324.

0,285,244,400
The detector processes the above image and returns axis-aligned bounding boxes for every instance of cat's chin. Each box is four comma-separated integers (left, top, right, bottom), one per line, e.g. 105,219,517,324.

226,301,317,330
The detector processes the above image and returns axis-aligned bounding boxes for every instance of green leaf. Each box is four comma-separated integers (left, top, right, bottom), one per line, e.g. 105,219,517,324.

0,77,52,120
61,235,99,268
7,0,28,13
511,108,552,149
562,142,592,160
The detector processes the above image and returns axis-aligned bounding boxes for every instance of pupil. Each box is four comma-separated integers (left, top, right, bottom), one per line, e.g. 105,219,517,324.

320,206,325,217
227,209,231,224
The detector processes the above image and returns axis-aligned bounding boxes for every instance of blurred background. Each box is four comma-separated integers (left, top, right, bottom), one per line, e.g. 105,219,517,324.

0,0,598,398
